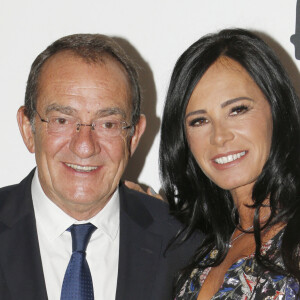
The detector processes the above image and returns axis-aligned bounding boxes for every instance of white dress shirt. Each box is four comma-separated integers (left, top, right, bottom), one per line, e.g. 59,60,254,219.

31,170,120,300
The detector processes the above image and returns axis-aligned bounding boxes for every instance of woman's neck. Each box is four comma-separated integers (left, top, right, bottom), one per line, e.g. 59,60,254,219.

230,182,270,229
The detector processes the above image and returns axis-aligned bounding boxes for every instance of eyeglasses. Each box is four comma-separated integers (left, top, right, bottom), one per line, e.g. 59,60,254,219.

35,110,133,138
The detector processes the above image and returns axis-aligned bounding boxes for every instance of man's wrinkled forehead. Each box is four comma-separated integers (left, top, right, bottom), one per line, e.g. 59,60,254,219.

38,50,130,86
36,50,133,111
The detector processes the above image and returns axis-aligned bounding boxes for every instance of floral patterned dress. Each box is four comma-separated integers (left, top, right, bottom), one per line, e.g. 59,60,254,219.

175,229,299,300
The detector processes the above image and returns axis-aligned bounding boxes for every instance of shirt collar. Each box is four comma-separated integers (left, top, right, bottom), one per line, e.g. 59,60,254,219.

31,169,120,242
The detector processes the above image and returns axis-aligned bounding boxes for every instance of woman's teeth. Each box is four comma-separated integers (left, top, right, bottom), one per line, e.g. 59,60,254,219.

214,151,246,164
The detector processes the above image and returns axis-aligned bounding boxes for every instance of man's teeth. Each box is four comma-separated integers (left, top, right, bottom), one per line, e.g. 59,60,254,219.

65,163,98,172
214,151,246,165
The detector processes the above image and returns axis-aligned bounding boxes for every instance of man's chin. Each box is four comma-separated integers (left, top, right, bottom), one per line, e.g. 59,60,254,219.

52,192,107,217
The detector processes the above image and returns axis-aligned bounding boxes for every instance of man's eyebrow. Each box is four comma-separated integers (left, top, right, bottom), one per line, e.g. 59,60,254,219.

95,107,127,119
45,104,76,115
44,105,127,119
220,97,254,108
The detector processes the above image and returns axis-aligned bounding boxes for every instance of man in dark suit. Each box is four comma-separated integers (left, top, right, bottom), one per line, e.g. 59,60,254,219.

0,34,200,300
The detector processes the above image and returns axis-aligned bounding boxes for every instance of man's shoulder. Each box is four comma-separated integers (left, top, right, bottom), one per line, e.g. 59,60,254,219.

119,183,172,222
0,182,20,196
0,171,34,219
118,184,203,300
0,183,21,207
0,170,34,199
119,183,203,242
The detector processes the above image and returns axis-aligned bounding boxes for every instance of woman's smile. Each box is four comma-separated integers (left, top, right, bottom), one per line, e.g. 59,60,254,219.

211,150,248,169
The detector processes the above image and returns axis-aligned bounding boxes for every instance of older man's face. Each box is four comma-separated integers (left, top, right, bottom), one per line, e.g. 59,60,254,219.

18,51,145,219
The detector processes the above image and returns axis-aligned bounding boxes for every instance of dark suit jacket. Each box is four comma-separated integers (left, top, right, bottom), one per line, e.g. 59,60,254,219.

0,170,202,300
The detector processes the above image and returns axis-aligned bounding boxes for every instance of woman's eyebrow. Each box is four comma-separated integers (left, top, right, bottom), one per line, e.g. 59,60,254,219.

185,109,206,120
220,97,254,108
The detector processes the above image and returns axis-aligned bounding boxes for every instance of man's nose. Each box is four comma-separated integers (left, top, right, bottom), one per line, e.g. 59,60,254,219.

69,125,100,158
210,122,234,146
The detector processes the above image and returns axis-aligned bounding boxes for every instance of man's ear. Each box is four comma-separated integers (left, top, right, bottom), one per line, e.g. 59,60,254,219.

17,106,35,153
129,114,146,157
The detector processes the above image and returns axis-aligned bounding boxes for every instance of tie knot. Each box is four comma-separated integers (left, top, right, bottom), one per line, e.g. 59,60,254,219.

69,223,96,253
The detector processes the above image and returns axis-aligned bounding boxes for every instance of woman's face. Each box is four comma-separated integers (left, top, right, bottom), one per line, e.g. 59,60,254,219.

185,57,273,195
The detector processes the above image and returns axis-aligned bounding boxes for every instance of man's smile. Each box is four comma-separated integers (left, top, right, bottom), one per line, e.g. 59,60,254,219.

64,163,99,172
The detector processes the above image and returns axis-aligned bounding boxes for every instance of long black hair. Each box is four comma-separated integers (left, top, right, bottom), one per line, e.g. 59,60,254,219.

160,28,300,290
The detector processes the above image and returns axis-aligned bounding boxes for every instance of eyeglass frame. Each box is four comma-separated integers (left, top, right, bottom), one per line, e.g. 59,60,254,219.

34,109,134,138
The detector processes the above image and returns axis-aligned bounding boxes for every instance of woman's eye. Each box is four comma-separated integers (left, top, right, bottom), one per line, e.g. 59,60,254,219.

229,105,249,116
189,117,208,127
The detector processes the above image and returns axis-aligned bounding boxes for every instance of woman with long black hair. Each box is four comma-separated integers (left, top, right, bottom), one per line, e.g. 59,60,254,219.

158,29,300,299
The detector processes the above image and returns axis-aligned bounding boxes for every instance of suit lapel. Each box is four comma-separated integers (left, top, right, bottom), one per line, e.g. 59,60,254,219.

115,184,163,300
0,170,48,300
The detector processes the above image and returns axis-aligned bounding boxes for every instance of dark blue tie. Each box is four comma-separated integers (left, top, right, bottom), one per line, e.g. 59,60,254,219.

61,223,96,300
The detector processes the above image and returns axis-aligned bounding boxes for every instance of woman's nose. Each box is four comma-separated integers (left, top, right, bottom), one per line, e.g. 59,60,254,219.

210,122,234,146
